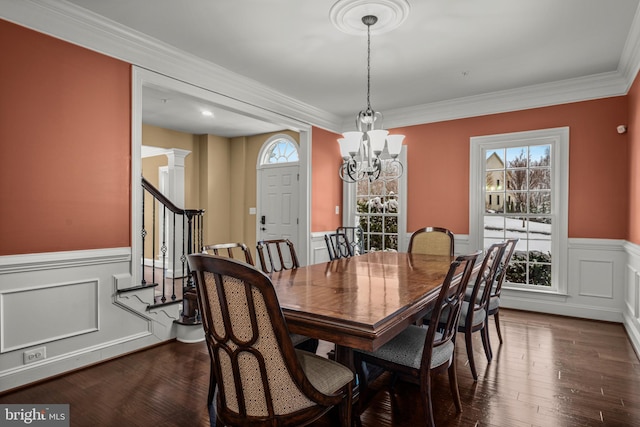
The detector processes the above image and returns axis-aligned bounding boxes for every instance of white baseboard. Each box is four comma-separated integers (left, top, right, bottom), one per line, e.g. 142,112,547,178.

0,248,175,393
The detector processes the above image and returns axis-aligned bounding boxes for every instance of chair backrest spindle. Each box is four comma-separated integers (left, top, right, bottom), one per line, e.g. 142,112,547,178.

256,239,300,273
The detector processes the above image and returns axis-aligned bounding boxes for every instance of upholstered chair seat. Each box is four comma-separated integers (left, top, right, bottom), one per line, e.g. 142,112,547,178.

354,252,480,427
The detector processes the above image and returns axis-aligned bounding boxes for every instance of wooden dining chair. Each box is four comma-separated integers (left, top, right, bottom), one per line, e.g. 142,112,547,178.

353,251,480,427
256,238,299,273
324,232,353,261
202,242,254,265
455,241,507,380
408,227,454,256
256,238,319,354
202,240,316,404
187,254,354,427
201,242,256,405
336,226,364,255
487,238,519,344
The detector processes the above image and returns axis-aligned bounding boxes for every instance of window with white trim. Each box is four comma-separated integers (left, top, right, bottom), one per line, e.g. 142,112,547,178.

344,147,407,252
470,128,569,293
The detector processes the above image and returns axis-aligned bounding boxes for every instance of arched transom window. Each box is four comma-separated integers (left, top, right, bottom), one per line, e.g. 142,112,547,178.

260,135,299,165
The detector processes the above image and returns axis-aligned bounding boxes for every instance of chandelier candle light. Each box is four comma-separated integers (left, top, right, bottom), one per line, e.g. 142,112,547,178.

338,14,405,183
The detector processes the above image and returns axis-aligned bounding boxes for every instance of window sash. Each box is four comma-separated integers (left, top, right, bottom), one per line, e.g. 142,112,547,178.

344,147,407,252
470,128,569,293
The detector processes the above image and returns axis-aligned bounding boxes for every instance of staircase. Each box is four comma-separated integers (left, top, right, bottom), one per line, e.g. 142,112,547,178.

116,177,206,342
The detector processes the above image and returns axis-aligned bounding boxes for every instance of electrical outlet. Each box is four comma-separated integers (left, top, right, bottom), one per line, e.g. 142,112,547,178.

23,347,46,365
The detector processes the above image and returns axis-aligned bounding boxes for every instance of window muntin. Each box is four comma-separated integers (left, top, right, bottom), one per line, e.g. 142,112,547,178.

356,160,400,251
261,137,299,165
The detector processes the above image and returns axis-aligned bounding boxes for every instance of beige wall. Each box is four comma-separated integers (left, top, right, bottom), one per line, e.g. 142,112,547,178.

141,124,202,259
141,124,201,208
236,130,301,254
201,133,232,245
142,123,300,258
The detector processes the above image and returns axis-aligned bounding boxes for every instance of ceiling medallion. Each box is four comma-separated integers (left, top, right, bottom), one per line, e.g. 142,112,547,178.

329,0,411,35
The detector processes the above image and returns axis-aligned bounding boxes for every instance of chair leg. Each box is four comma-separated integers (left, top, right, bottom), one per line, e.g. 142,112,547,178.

354,358,370,418
421,374,436,427
207,361,217,406
494,311,503,344
481,324,492,362
465,330,478,381
338,382,353,427
447,358,462,413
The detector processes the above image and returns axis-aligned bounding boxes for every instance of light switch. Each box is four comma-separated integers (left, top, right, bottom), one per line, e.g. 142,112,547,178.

335,206,340,214
249,207,256,215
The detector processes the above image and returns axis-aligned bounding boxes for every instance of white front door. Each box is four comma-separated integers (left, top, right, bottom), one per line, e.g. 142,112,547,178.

258,164,299,249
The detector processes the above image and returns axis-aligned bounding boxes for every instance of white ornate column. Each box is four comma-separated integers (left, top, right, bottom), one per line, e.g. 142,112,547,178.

163,149,191,277
164,148,190,209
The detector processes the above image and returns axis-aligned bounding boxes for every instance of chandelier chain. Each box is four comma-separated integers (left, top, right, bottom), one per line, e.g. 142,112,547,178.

366,21,371,111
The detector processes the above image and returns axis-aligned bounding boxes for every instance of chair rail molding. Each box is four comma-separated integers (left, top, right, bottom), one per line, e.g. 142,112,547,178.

0,248,170,393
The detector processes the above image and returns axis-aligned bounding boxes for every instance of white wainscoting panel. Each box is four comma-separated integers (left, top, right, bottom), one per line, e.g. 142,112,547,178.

629,266,640,318
501,239,626,322
311,232,331,265
0,248,168,392
624,241,640,357
1,280,99,352
577,259,614,298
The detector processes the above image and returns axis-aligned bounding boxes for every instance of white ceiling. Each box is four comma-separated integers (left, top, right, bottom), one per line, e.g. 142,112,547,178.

57,0,640,136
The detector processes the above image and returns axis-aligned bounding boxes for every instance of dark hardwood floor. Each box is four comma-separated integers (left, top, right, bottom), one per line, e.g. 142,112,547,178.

1,309,639,426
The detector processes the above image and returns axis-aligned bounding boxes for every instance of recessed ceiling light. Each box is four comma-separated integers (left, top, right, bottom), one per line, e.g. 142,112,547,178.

201,110,214,117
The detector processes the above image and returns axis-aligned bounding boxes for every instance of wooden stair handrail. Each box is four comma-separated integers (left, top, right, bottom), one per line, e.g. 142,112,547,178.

141,176,204,217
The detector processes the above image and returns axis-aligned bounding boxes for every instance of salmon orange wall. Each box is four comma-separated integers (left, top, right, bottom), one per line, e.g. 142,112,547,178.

396,97,629,237
312,97,629,238
311,127,343,231
628,73,640,244
0,20,131,255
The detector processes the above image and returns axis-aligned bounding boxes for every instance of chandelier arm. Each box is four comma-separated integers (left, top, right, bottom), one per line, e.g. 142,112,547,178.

379,159,404,182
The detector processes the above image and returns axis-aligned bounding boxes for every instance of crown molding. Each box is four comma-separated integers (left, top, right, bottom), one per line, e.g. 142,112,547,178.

619,0,640,91
3,0,640,135
376,71,630,130
0,0,343,131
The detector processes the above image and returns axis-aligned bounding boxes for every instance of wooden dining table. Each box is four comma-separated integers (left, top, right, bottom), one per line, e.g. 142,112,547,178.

269,251,458,367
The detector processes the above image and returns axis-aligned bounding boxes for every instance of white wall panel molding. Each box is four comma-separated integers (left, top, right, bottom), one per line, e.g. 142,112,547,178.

500,238,626,323
624,241,640,356
0,331,155,393
625,265,639,318
311,232,331,265
0,247,130,275
0,248,161,393
1,279,99,352
623,311,640,360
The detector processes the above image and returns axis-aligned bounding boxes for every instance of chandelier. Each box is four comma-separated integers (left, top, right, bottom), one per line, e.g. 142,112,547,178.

338,14,405,183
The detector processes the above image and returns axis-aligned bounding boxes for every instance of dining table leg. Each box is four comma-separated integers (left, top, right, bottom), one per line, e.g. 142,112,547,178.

334,344,355,370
